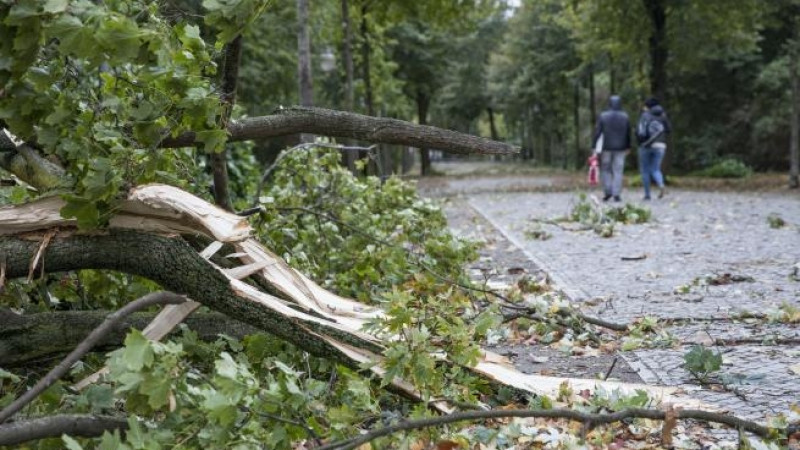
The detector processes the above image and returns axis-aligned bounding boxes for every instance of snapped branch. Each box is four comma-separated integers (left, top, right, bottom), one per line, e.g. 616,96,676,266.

161,106,518,155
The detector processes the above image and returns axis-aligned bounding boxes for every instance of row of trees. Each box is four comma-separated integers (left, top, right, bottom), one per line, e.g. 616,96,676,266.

258,0,799,178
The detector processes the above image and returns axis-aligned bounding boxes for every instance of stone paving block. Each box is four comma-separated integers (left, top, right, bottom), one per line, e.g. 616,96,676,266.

446,189,800,422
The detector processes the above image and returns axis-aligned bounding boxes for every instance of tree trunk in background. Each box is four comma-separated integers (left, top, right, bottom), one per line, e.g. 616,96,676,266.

360,6,374,117
341,0,357,172
418,93,431,176
487,107,499,140
609,55,616,94
573,81,581,169
790,43,799,188
589,66,596,131
297,0,313,143
211,35,243,212
644,0,668,103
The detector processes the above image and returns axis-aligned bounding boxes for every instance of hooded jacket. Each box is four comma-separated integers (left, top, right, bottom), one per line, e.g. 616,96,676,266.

593,96,631,151
646,105,668,146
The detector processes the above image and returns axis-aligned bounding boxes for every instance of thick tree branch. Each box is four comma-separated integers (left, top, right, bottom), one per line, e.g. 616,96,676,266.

0,141,66,190
318,407,798,450
161,107,518,155
0,308,259,368
0,292,186,424
0,231,383,365
0,414,128,446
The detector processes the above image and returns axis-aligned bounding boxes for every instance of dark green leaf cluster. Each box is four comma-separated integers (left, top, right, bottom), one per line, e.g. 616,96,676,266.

0,0,263,227
683,345,723,384
253,146,478,302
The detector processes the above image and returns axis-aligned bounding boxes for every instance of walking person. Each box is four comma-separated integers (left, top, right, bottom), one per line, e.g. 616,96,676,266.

593,95,632,202
636,98,670,200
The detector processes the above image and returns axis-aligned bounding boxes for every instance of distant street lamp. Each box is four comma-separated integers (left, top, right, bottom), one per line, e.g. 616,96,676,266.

320,47,336,73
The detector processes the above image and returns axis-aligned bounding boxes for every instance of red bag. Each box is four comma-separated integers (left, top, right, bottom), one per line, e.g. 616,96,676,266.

587,154,599,186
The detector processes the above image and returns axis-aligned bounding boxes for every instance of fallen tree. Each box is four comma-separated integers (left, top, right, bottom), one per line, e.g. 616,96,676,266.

0,2,794,447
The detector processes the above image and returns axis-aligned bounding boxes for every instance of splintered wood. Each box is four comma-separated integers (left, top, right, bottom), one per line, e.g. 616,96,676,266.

0,184,709,410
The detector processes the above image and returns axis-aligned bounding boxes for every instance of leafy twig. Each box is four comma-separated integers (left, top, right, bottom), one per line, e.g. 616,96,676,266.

0,291,186,424
315,406,797,450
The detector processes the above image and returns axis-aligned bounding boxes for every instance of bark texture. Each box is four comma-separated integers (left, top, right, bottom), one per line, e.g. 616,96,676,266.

161,107,517,155
0,231,381,363
0,309,258,367
0,415,127,446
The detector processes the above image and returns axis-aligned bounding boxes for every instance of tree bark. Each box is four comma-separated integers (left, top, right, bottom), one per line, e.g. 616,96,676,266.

0,415,128,446
0,109,517,192
0,142,65,190
487,107,499,141
0,292,187,424
0,231,382,364
0,309,258,368
418,93,432,176
644,0,668,102
790,40,799,188
162,107,517,155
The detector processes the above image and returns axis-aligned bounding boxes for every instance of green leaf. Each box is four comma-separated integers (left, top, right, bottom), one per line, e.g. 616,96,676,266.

86,384,115,411
140,373,171,409
195,129,228,153
121,330,155,371
60,196,101,228
43,0,69,14
62,435,84,450
0,367,21,383
47,14,95,57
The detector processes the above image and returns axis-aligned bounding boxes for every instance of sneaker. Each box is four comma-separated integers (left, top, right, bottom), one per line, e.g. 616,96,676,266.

603,194,612,202
643,196,651,201
613,196,622,202
658,187,666,199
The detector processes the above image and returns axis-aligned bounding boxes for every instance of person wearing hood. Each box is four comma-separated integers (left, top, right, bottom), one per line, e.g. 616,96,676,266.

636,97,670,200
592,95,632,202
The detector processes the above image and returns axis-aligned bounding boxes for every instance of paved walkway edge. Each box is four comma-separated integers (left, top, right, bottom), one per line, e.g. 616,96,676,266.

467,199,592,303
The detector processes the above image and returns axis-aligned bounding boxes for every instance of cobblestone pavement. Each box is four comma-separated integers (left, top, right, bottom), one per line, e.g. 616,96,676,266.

419,174,800,426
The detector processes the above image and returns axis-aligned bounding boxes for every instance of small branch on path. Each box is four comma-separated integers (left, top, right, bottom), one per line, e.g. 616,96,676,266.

316,407,798,450
603,357,618,380
0,414,128,446
684,337,800,346
0,291,186,424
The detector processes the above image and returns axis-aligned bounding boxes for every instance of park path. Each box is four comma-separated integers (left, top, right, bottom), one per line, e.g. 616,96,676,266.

417,165,800,428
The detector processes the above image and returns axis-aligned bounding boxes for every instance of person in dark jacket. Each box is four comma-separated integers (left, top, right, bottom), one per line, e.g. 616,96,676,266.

593,95,632,202
636,97,669,200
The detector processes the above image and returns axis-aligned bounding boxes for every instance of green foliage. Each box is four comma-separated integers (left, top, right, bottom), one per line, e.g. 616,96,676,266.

767,213,787,229
524,225,552,241
564,193,651,238
365,284,498,402
0,270,159,311
0,0,272,227
254,146,478,301
694,158,754,178
683,345,723,384
605,203,651,224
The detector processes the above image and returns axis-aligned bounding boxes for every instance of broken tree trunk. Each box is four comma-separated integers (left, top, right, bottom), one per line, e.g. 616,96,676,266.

0,185,707,409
